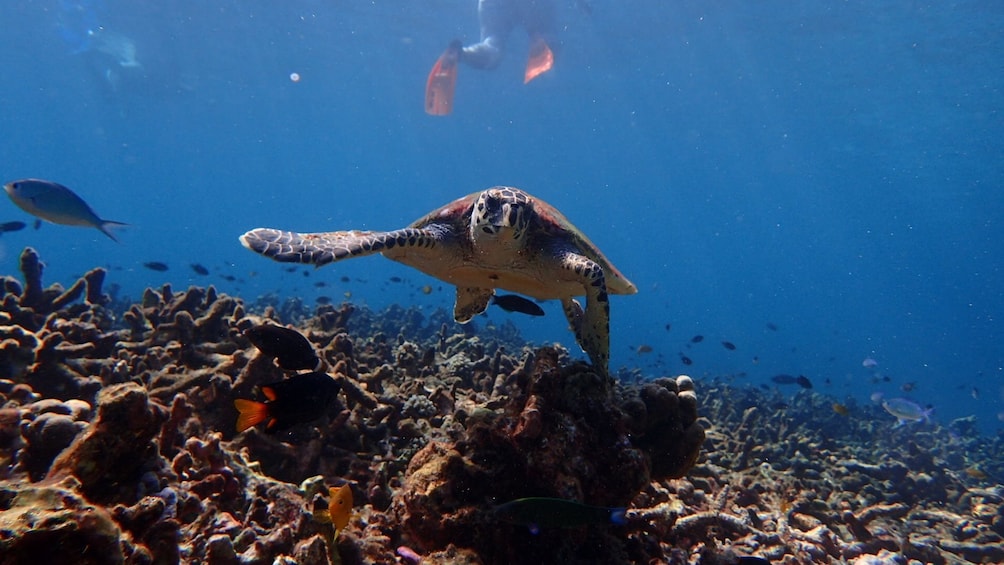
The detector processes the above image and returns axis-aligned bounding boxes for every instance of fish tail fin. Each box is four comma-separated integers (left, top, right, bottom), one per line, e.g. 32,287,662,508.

234,399,269,432
610,508,627,525
98,220,129,242
923,407,934,423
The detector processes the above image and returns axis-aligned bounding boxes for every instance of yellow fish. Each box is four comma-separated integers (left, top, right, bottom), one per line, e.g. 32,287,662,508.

328,484,353,532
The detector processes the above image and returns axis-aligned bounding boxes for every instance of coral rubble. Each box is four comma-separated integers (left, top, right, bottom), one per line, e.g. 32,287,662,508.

1,248,1002,564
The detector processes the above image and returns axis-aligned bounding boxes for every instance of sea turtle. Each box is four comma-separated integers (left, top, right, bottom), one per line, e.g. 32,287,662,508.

239,186,637,373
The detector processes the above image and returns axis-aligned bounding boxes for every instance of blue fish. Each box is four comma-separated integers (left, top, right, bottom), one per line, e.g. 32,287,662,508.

4,179,126,241
882,398,932,427
494,497,626,534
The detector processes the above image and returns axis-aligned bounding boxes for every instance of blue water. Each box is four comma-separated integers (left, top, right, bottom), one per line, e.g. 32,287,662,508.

1,1,1001,433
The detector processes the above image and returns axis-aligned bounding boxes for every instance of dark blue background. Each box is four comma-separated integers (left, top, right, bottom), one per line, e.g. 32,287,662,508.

1,1,1001,432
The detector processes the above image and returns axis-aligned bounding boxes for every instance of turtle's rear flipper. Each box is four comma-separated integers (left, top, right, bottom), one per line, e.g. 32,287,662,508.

239,227,436,267
524,36,554,84
454,287,494,323
425,40,461,116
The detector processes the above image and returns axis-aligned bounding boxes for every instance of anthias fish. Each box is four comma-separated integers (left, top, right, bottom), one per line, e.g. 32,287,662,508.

495,497,626,534
233,371,341,432
4,178,126,241
328,484,353,532
491,294,545,316
243,323,320,371
882,398,932,427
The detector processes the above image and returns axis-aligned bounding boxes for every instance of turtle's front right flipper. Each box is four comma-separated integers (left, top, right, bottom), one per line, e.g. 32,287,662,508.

425,40,462,116
240,228,436,267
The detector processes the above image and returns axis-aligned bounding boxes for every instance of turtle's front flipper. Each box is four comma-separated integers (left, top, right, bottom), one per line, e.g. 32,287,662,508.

454,287,494,323
240,228,437,266
559,252,610,374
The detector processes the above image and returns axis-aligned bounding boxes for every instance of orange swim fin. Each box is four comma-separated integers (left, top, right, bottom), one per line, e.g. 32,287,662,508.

524,36,554,84
425,40,461,116
234,399,269,433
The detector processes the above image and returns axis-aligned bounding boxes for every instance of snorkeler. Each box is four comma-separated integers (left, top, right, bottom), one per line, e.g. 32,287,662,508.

427,0,586,115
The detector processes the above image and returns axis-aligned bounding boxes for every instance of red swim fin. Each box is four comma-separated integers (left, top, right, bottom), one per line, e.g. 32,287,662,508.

234,399,269,432
524,36,554,84
425,41,461,116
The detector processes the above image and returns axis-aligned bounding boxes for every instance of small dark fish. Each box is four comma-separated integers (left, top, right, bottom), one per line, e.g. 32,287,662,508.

190,263,210,276
797,375,813,389
233,371,340,432
389,276,403,283
243,323,320,371
340,276,350,283
491,294,545,317
494,497,626,534
832,402,849,416
0,220,26,233
284,266,298,273
771,374,798,385
766,322,778,331
901,381,916,393
664,323,671,332
691,335,704,343
222,274,237,282
143,261,169,272
314,281,327,288
721,341,736,350
679,354,693,365
636,344,653,354
33,219,42,230
316,296,332,305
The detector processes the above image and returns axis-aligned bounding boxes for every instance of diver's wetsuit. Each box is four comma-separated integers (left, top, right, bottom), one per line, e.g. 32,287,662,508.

461,0,557,69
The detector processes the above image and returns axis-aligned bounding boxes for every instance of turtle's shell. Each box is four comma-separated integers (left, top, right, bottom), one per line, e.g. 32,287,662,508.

405,190,637,297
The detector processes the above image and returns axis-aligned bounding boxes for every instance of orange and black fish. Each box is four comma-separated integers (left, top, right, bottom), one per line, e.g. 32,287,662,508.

234,371,341,433
492,294,545,317
243,323,320,371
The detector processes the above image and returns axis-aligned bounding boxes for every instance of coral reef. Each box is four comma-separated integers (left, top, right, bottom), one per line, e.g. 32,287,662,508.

1,248,1002,564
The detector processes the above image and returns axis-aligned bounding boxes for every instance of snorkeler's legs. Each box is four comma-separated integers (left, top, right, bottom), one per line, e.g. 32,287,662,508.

461,0,515,70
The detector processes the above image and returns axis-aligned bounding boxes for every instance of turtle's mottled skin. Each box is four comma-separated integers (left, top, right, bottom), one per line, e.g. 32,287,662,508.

239,186,636,373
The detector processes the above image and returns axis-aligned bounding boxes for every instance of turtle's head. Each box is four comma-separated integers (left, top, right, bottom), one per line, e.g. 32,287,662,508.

470,187,531,249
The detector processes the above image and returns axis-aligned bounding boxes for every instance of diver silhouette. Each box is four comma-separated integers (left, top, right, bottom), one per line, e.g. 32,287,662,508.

426,0,590,115
56,0,143,91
